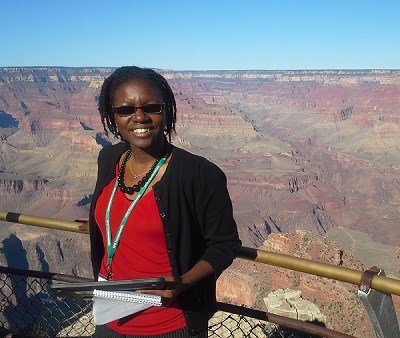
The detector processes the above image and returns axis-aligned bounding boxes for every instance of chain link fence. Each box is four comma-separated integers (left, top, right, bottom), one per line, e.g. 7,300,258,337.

208,312,301,338
0,268,93,337
0,267,329,337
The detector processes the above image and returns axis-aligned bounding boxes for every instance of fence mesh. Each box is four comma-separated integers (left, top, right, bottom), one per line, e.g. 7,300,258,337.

0,269,313,337
0,272,93,337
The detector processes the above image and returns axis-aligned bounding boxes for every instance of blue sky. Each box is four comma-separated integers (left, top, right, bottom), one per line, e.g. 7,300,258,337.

1,0,399,70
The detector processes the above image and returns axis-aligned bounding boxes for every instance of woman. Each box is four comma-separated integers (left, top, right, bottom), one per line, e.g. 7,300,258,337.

89,66,241,337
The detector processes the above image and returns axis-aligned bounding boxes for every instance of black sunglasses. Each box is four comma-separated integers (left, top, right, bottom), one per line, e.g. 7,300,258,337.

112,103,165,117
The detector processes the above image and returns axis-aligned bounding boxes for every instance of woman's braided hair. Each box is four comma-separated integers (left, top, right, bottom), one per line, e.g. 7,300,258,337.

98,66,177,141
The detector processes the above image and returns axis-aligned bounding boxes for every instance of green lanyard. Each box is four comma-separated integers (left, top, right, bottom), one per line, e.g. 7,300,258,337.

105,155,167,279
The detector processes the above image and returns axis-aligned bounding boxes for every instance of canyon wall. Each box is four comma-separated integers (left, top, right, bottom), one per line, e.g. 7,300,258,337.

1,66,399,263
0,67,399,336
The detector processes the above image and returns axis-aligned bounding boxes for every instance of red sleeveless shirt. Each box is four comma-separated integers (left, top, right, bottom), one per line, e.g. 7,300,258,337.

94,166,186,335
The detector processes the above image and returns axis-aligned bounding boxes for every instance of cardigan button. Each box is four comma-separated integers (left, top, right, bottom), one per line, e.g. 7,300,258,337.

160,212,166,218
155,197,160,201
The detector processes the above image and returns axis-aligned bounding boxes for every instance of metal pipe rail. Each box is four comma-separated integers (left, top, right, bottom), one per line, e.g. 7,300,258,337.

0,265,356,338
238,246,400,297
0,265,94,283
217,302,355,338
2,211,400,296
0,211,89,234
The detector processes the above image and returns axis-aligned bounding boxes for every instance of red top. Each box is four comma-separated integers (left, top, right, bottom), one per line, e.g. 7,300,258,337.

95,167,186,335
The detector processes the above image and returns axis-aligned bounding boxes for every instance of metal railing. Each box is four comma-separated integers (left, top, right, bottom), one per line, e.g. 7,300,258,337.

0,266,354,337
238,247,400,297
3,211,394,337
1,211,399,296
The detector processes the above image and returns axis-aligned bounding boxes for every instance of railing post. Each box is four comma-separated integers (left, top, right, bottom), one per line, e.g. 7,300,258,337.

358,267,400,338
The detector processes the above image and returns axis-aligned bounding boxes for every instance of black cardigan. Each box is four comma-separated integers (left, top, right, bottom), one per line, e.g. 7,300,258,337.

89,142,241,335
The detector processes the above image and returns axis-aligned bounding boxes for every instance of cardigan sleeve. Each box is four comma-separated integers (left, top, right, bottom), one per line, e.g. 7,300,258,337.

89,161,103,277
89,144,126,278
194,159,241,277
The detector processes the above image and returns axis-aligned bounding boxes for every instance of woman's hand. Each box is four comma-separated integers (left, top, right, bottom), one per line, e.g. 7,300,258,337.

140,260,215,306
140,275,187,306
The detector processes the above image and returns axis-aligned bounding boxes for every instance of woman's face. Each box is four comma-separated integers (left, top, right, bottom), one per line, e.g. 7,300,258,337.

112,79,166,152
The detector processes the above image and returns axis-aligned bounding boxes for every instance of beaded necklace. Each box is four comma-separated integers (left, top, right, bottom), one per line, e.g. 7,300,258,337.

118,149,160,195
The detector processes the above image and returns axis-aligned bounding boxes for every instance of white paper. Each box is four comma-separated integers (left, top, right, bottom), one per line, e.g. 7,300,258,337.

92,276,162,325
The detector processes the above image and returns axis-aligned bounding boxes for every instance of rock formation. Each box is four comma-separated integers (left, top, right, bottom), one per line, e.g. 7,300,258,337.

264,288,326,323
1,67,400,336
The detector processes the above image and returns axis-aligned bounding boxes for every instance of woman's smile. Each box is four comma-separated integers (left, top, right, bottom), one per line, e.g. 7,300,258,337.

133,128,151,134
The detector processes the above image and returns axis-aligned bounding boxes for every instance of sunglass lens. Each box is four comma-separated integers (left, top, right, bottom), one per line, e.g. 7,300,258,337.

115,106,136,116
142,104,163,114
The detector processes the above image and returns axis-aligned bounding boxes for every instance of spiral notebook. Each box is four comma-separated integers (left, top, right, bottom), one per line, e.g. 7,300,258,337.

92,276,163,325
93,289,162,305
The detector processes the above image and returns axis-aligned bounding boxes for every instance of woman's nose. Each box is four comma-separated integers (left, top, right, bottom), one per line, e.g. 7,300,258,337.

131,107,151,122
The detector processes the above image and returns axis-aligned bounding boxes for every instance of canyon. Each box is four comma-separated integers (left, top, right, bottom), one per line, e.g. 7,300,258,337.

0,67,399,336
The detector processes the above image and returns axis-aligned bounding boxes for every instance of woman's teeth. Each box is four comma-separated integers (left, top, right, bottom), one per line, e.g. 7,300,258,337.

133,128,150,134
